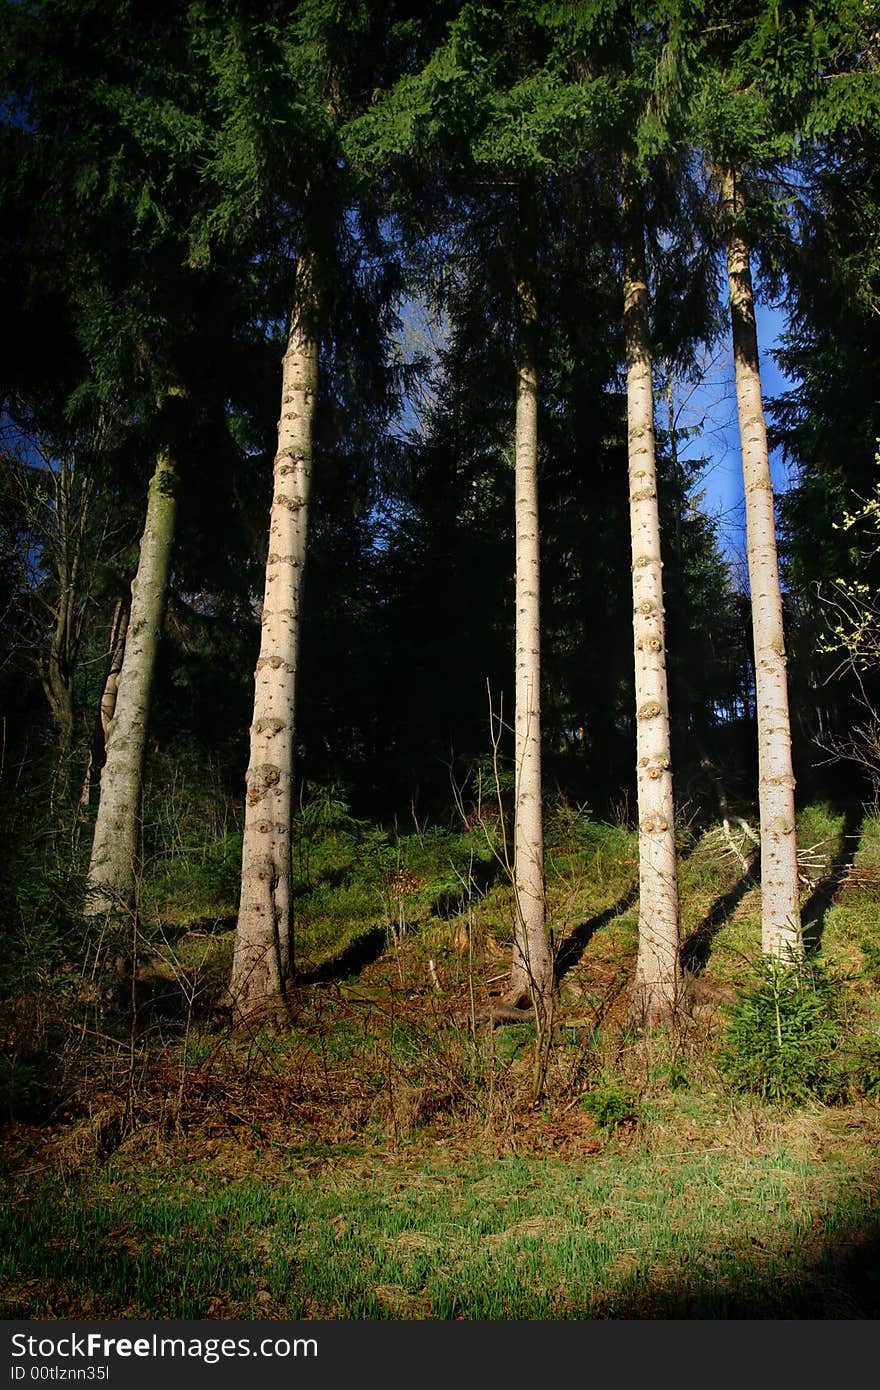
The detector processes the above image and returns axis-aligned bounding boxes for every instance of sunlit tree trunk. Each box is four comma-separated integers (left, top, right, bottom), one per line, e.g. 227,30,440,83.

80,598,129,811
722,166,801,958
85,445,178,919
506,184,554,1026
622,167,681,1024
229,250,318,1028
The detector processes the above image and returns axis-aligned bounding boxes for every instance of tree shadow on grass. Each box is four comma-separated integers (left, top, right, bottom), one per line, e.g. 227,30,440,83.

555,883,639,981
592,1210,880,1318
291,863,354,897
294,857,505,987
801,806,864,953
429,856,505,920
294,926,387,986
680,856,759,976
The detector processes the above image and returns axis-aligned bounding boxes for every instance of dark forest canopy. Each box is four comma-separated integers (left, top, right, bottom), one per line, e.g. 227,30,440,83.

4,6,880,1327
0,0,877,871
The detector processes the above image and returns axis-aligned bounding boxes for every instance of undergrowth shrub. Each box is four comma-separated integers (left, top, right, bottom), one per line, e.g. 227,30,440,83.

0,772,96,1119
580,1077,640,1132
0,1053,38,1122
720,957,840,1105
834,1034,880,1102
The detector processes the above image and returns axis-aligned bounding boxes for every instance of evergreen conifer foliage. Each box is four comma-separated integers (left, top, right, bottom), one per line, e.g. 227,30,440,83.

772,72,880,793
7,0,880,1035
345,1,634,1029
1,1,310,926
2,3,212,912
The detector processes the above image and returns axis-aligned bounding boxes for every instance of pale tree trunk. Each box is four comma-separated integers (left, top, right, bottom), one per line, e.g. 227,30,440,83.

80,598,129,811
722,167,801,958
622,169,681,1023
84,447,178,919
100,599,130,739
229,251,318,1029
505,185,554,1028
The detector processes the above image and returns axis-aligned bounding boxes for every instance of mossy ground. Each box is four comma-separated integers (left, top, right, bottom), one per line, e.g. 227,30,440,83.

2,797,879,1318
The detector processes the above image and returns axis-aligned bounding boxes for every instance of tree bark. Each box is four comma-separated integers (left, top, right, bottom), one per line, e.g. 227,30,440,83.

229,250,318,1029
622,167,681,1024
40,449,93,761
722,166,801,958
505,184,555,1026
84,444,178,919
100,598,130,740
80,598,129,811
42,641,75,757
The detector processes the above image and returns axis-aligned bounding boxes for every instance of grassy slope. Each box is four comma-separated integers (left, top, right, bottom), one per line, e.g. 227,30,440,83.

1,800,879,1318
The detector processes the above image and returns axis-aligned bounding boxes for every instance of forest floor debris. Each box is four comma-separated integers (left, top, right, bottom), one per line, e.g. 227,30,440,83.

2,801,879,1317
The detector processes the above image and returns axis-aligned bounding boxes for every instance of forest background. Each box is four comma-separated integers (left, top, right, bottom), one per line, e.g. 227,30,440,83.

1,0,880,1320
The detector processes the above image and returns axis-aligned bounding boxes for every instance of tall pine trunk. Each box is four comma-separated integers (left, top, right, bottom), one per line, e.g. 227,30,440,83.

84,446,178,919
229,250,318,1028
506,184,554,1025
722,167,801,958
622,167,680,1023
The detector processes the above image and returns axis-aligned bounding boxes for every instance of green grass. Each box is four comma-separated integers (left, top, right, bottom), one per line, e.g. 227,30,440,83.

2,1123,878,1318
138,812,503,1003
4,795,880,1319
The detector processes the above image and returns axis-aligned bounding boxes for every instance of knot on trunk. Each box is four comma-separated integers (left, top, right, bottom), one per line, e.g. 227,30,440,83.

257,656,294,673
641,816,669,833
253,717,285,736
247,764,283,804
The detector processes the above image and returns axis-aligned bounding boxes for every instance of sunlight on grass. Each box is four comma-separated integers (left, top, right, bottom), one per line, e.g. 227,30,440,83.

3,799,879,1321
2,1131,878,1318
